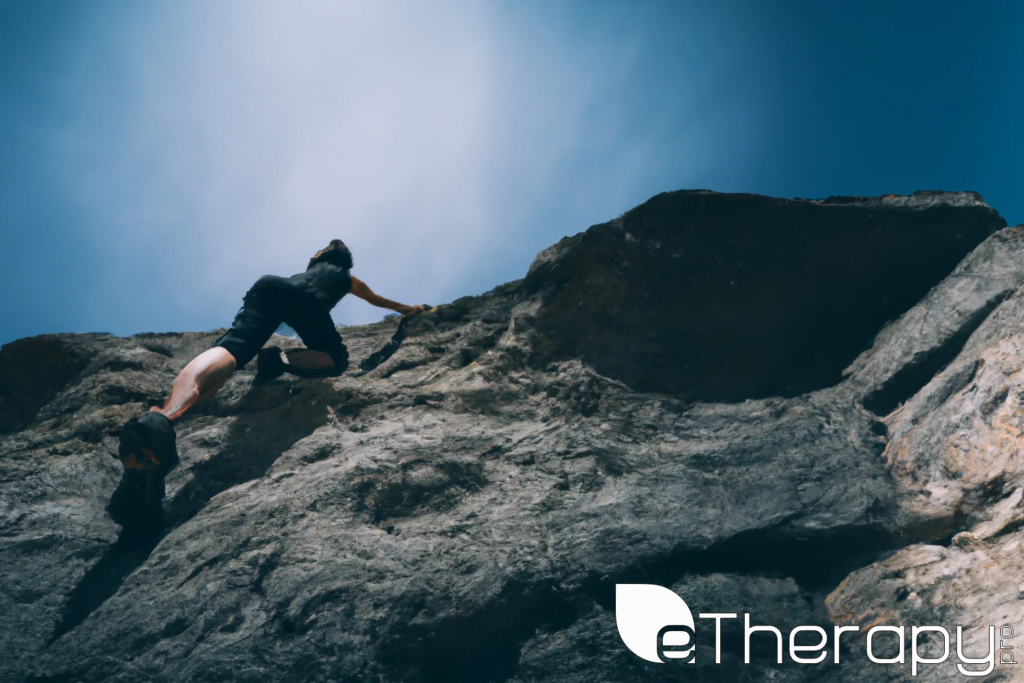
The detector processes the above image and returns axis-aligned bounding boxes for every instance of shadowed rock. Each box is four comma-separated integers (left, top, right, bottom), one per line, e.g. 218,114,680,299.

0,335,91,433
525,190,1005,402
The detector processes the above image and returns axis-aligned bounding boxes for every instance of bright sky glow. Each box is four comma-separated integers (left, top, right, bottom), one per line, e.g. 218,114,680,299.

2,1,1021,345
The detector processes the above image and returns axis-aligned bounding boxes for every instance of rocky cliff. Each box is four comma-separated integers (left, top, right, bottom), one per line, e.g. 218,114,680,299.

2,190,1023,683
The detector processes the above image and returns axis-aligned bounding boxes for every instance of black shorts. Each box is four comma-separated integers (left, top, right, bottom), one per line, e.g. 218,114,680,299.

213,275,348,369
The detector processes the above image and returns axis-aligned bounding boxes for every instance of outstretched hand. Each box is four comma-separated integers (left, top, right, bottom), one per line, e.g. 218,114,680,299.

400,304,431,318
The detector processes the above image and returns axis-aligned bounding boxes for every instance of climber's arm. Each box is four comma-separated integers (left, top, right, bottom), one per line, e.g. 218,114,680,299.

349,276,429,317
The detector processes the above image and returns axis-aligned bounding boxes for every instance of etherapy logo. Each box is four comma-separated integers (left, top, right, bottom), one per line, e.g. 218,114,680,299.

616,584,697,663
616,583,1013,676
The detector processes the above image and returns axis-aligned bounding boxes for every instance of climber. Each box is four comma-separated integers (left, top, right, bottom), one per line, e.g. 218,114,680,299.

109,239,429,529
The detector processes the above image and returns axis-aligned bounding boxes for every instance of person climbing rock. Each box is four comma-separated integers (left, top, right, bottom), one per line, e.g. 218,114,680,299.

108,239,429,530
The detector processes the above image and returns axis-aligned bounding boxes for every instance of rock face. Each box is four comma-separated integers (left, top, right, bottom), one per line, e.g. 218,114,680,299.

1,190,1023,683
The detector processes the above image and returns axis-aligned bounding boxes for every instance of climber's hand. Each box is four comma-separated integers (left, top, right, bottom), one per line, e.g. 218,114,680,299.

400,304,431,318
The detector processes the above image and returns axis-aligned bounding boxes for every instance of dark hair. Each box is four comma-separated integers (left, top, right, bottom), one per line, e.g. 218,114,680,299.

307,239,353,270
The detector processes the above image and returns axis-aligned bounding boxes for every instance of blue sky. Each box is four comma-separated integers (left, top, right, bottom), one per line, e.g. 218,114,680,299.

2,1,1021,346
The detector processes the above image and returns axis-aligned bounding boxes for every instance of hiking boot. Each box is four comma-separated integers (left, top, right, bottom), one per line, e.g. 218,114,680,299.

111,411,177,530
118,411,178,471
118,411,178,472
254,346,287,383
107,468,165,531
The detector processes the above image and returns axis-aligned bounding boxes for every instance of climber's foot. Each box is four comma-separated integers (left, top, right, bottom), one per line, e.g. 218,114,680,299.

111,412,177,531
107,469,165,532
118,411,177,471
254,346,287,383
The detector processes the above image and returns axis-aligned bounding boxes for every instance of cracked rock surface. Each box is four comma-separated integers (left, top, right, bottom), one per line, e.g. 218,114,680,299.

2,190,1023,682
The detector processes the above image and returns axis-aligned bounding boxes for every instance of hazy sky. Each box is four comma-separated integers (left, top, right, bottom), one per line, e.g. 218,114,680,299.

2,1,1022,346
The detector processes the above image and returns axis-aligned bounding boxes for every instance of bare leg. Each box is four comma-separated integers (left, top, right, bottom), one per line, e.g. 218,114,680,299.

151,347,237,421
283,348,335,370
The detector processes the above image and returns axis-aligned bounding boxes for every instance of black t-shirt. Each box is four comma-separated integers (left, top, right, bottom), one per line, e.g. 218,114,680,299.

285,262,352,310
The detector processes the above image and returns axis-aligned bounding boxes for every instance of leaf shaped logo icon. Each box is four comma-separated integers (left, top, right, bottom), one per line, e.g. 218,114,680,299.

615,584,696,663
